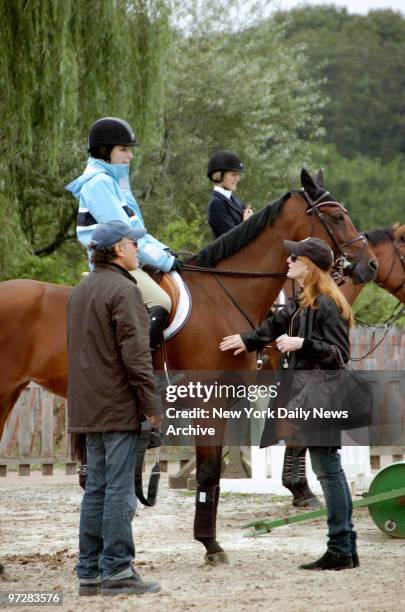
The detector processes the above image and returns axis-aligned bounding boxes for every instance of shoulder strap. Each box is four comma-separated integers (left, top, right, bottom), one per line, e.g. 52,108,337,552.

332,345,347,369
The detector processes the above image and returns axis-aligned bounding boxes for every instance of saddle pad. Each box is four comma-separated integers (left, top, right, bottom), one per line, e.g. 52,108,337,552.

163,272,192,341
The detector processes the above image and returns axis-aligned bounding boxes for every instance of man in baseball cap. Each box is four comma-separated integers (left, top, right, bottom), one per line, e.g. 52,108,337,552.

67,220,161,597
283,237,334,271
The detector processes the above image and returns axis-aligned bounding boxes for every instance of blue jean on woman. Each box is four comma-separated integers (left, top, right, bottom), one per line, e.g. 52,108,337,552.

76,431,139,580
308,447,357,557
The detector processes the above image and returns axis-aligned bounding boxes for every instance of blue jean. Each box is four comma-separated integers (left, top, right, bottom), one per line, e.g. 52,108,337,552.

76,431,139,580
309,447,357,557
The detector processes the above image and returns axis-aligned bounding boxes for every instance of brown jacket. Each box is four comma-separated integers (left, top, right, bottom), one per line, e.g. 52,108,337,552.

67,263,161,433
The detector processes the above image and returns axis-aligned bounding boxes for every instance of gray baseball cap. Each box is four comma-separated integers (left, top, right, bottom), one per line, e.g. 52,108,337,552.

284,237,334,271
89,220,146,250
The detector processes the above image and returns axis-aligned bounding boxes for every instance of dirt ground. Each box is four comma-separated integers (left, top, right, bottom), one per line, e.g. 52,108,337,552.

0,467,404,612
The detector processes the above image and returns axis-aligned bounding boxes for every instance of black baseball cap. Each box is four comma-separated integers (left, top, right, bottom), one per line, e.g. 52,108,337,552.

284,237,334,271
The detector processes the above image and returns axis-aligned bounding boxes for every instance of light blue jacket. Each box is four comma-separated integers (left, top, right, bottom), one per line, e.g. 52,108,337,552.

66,158,174,271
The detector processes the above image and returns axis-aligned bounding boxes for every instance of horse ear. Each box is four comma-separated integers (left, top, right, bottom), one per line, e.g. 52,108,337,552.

300,168,317,195
315,170,325,188
394,223,405,242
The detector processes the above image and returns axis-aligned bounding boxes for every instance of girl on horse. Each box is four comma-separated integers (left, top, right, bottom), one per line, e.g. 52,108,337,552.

66,117,182,346
206,151,253,238
220,237,358,571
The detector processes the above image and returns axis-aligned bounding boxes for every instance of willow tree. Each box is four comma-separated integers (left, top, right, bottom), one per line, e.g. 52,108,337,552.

0,0,170,281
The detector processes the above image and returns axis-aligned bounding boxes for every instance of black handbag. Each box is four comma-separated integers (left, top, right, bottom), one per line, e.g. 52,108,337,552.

329,346,373,430
286,348,373,432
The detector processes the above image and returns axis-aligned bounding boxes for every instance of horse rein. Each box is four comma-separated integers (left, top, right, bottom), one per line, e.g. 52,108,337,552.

344,232,405,360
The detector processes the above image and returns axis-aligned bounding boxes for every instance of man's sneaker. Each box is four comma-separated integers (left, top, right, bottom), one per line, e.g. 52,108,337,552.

78,577,101,596
101,567,160,596
299,550,353,571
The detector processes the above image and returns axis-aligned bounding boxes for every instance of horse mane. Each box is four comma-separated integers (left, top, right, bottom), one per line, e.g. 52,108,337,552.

363,227,395,246
194,192,292,267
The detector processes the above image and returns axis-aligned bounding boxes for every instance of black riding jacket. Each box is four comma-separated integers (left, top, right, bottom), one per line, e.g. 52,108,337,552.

207,190,246,238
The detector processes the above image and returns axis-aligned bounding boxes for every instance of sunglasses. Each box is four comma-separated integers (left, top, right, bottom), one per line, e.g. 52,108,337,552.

290,253,298,262
122,238,138,247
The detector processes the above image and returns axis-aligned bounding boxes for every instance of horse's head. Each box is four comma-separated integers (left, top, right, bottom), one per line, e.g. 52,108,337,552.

363,223,405,301
300,168,378,284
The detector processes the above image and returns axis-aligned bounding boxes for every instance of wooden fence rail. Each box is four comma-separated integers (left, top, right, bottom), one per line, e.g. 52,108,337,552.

0,385,194,478
0,384,75,476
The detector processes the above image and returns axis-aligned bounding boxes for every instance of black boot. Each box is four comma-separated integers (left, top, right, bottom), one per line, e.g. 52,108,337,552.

282,447,321,508
148,306,169,350
299,550,353,571
194,485,229,564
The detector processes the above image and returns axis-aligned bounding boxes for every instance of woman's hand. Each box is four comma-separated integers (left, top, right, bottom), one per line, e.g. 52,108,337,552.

243,205,253,221
219,334,247,355
276,335,304,353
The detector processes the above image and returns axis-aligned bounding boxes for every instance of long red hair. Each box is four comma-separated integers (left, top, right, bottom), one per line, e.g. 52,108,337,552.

298,257,354,327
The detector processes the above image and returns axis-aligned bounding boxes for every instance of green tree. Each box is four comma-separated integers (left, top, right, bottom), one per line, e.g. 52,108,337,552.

0,0,170,282
273,7,405,161
138,1,325,250
310,143,405,230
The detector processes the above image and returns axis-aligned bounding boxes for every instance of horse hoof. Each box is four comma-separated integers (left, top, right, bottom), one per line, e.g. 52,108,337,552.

293,496,322,509
204,551,230,565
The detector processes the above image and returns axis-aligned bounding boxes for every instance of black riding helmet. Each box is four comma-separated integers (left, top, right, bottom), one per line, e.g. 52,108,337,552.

88,117,140,153
207,151,245,181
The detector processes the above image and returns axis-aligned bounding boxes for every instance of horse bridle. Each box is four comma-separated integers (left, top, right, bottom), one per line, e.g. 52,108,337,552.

300,188,369,280
373,232,405,296
180,189,370,328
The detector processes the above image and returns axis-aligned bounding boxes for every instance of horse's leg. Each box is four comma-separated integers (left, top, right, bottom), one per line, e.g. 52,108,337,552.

194,444,229,565
0,383,26,580
0,383,29,441
282,447,321,508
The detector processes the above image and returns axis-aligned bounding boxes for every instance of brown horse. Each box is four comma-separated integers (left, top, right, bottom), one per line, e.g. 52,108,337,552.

342,223,405,305
272,223,405,508
0,169,377,563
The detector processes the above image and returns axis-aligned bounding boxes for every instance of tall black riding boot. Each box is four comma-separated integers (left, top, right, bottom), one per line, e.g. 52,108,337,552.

194,485,229,564
282,447,321,508
148,306,169,350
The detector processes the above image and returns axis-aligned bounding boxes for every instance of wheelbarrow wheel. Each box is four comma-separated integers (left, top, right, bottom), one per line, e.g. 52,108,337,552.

368,461,405,538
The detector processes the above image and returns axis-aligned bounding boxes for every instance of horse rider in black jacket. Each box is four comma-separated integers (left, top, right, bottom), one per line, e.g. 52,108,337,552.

206,151,253,238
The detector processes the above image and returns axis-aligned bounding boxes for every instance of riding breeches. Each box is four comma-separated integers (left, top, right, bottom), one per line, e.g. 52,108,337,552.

129,268,172,312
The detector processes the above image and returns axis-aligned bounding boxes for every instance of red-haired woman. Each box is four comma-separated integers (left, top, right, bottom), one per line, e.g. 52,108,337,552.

220,237,358,571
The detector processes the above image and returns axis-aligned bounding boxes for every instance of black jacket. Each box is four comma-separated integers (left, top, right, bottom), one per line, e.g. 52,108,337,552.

241,295,350,448
241,294,350,370
67,263,161,433
207,190,246,238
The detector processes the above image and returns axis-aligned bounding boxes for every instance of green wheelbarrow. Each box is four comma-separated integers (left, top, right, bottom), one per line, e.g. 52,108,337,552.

243,461,405,538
